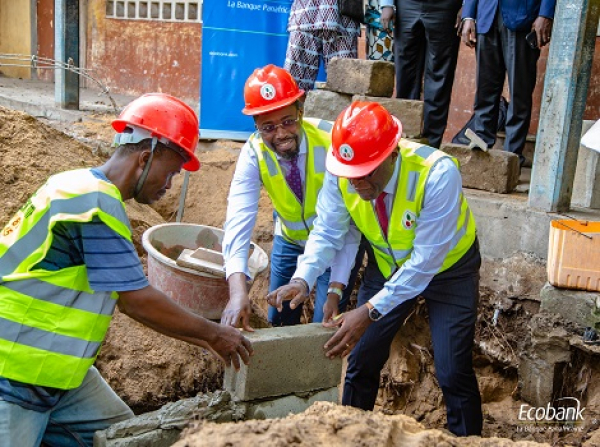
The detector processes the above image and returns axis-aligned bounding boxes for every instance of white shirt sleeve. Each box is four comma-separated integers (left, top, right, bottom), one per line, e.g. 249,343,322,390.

294,171,354,290
328,220,361,286
222,142,262,280
369,157,466,315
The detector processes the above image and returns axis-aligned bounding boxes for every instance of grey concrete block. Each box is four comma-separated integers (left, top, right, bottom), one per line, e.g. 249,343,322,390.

93,391,241,447
519,355,566,407
572,120,600,209
304,90,352,122
540,282,599,327
353,96,423,138
224,323,342,401
440,143,520,193
244,387,338,420
326,58,395,97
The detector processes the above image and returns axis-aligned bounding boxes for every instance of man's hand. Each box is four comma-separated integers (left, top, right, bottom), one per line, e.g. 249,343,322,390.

322,305,372,358
533,16,553,48
266,279,308,312
221,273,254,332
322,293,341,323
209,325,253,370
455,7,463,35
380,6,394,32
461,19,477,48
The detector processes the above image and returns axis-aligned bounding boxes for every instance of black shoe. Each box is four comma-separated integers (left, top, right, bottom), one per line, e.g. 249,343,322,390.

583,327,600,345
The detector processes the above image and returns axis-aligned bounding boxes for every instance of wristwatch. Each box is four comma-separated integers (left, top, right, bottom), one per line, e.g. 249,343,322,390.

365,302,383,322
327,287,343,299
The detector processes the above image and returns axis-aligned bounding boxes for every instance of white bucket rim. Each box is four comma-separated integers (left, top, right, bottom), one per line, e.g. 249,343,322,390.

142,223,268,280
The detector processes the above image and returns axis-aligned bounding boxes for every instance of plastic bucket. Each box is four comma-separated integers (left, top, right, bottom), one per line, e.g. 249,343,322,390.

142,223,268,319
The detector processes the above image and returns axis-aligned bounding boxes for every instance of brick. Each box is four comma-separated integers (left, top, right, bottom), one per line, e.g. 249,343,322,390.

326,58,395,97
353,96,423,138
304,89,352,122
224,323,342,401
244,387,338,419
440,143,520,193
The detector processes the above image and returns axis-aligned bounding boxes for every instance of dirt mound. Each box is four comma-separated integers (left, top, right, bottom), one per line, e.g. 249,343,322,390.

0,106,102,224
174,401,549,447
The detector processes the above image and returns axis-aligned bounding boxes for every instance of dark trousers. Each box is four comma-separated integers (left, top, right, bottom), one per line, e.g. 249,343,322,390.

342,240,483,436
393,0,462,148
473,9,540,164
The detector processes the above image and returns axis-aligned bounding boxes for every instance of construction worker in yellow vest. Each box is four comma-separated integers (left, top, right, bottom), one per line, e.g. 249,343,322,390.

268,101,483,436
222,65,362,329
0,93,252,447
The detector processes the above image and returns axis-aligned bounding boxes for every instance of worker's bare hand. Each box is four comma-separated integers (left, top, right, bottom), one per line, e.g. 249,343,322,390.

210,325,253,370
323,306,372,358
532,16,553,48
221,294,254,332
380,6,395,32
322,293,341,324
266,282,308,312
461,19,477,48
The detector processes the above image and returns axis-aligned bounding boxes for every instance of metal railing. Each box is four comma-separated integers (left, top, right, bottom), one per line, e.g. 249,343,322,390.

0,53,118,113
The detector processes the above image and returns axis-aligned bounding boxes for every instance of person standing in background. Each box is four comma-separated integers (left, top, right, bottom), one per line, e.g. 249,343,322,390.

365,0,394,62
380,0,463,148
461,0,555,166
284,0,360,91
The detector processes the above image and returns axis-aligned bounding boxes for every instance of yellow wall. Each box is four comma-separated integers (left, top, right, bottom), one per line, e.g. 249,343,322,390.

0,0,32,79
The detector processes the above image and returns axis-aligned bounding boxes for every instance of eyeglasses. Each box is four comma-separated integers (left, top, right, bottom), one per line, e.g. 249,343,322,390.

349,167,378,184
256,117,300,135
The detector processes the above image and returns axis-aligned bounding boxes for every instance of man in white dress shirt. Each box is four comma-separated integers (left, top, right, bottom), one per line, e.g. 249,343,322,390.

222,65,361,329
268,101,483,436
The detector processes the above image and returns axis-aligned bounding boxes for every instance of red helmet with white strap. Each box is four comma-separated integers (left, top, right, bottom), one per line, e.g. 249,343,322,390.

326,101,402,178
112,93,200,171
242,65,305,116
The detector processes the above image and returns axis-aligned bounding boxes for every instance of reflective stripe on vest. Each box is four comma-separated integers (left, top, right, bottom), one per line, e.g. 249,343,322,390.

340,141,477,278
252,118,331,242
0,169,129,389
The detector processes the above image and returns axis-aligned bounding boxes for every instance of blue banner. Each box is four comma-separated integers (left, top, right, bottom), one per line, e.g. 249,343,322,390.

200,0,293,140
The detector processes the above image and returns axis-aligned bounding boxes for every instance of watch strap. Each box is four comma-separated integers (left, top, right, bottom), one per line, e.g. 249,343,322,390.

327,287,343,299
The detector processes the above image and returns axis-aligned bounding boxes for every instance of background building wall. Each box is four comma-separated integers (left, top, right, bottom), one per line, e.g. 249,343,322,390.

0,0,32,79
86,0,202,103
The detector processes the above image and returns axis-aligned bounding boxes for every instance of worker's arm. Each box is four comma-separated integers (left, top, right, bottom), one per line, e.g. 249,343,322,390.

322,223,362,322
267,171,353,311
323,158,465,358
221,142,262,331
118,285,253,370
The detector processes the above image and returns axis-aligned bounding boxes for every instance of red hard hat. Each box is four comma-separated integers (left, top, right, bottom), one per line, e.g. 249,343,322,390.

242,65,305,116
112,93,201,171
326,101,403,178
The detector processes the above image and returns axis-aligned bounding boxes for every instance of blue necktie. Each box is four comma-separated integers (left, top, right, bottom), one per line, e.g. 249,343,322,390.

286,156,303,202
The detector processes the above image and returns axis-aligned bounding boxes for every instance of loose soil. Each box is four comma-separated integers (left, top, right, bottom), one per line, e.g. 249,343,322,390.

2,107,599,446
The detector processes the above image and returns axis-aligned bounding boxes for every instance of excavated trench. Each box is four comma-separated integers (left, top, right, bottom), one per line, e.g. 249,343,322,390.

2,107,599,446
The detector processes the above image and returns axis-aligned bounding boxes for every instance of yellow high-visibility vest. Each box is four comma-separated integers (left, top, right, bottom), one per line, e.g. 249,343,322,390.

0,169,131,389
340,140,477,278
252,118,332,243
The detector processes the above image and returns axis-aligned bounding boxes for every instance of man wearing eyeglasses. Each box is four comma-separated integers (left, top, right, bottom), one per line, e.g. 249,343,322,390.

221,65,362,329
268,101,482,436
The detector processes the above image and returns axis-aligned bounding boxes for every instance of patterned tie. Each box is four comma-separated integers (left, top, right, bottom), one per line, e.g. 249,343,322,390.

375,192,388,235
286,156,303,202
